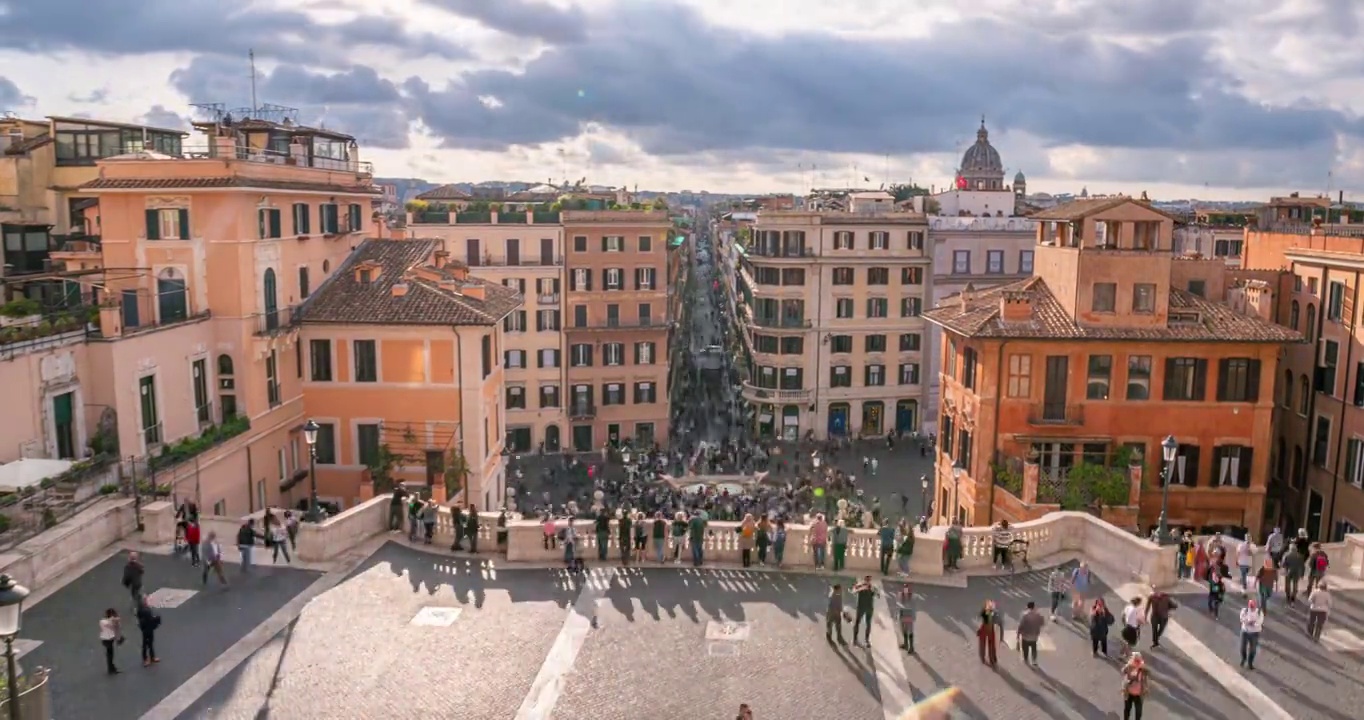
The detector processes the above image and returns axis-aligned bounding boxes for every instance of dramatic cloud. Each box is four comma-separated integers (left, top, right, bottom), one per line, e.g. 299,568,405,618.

136,105,192,132
0,76,30,108
67,88,108,104
0,0,471,67
421,0,589,44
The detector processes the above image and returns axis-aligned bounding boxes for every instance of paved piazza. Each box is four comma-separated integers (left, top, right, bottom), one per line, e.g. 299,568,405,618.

14,540,1363,719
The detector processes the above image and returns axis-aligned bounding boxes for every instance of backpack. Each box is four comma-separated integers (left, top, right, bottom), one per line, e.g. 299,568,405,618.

1314,553,1329,572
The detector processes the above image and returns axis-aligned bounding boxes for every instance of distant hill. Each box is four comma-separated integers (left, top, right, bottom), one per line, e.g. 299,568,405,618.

375,178,440,204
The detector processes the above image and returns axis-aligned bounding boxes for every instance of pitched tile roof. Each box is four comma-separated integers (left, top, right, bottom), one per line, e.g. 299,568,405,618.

923,276,1302,343
415,184,472,201
296,239,522,327
1027,196,1177,222
80,176,380,194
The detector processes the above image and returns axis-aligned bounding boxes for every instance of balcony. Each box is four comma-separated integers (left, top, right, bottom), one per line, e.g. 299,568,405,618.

181,143,373,176
533,211,561,224
92,289,211,340
751,316,811,329
740,383,812,404
1028,403,1084,426
568,317,669,331
569,401,596,419
749,245,815,260
537,293,560,305
253,304,300,336
475,255,563,267
0,305,97,358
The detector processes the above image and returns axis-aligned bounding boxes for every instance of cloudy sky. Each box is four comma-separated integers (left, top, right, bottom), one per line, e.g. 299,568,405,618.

3,0,1363,200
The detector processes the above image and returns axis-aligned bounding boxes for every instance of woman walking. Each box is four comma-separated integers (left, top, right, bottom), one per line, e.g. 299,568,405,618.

1207,559,1227,618
1254,557,1276,610
977,600,1004,668
1121,652,1148,719
99,608,124,675
1090,598,1115,657
738,513,756,567
772,519,787,568
756,515,771,566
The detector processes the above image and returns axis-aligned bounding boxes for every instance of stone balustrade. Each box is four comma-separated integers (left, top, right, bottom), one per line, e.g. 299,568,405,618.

295,495,388,562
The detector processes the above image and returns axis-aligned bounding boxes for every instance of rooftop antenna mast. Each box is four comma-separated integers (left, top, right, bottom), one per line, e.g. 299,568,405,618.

249,49,259,114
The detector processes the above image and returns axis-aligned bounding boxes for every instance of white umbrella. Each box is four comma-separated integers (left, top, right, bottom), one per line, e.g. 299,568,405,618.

0,458,72,493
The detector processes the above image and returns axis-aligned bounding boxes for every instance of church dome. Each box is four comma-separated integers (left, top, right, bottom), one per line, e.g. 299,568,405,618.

960,119,1003,175
1014,170,1026,183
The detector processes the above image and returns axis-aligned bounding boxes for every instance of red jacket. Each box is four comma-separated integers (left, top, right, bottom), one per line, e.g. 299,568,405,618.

185,523,201,545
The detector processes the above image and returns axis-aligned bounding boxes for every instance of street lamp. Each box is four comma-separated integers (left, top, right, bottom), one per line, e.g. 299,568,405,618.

303,419,321,522
0,574,29,720
1158,435,1178,545
951,464,963,525
920,476,929,518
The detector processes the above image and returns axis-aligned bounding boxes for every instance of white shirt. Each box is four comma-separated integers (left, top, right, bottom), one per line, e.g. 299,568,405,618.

1308,589,1332,613
1239,608,1264,633
1122,604,1144,628
1236,541,1253,566
99,617,119,641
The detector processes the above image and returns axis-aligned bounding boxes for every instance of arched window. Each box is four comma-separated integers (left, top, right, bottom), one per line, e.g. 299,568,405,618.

1299,375,1311,415
217,354,235,376
156,267,188,322
1289,300,1300,330
1283,369,1293,408
1306,304,1316,342
263,268,279,331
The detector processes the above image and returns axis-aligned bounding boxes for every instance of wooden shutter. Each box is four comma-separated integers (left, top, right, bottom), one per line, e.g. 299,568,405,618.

1238,447,1254,488
1216,359,1230,401
145,209,160,240
1162,358,1178,400
270,209,282,238
178,209,190,239
1191,359,1208,400
1246,359,1261,402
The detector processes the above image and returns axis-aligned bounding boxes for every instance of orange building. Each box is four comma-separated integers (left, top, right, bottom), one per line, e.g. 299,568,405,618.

296,239,519,510
925,198,1299,537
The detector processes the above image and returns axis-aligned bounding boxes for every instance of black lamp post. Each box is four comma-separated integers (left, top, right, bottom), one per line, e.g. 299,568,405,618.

951,463,963,525
303,419,321,522
0,574,30,720
1158,435,1178,544
920,477,929,520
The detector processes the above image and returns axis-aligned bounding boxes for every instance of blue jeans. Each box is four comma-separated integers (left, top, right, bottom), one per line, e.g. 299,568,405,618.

239,544,253,571
1240,631,1260,666
773,540,785,565
564,542,575,564
1258,584,1272,608
813,542,827,567
1176,553,1188,578
691,540,704,566
1238,564,1250,588
898,555,910,574
655,539,665,563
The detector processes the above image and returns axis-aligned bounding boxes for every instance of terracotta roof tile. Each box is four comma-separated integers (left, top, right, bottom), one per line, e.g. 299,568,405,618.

79,176,380,194
1027,197,1132,221
415,184,472,201
924,276,1302,343
296,239,522,327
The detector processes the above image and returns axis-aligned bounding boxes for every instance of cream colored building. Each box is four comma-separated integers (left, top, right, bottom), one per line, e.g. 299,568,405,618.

737,210,931,441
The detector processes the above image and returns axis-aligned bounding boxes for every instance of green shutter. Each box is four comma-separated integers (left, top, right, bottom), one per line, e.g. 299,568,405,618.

301,204,311,234
270,209,282,238
317,205,326,234
178,209,190,239
258,209,268,239
145,209,160,240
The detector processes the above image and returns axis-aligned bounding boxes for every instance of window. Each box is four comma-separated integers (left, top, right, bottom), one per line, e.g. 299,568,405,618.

1086,355,1112,400
1289,301,1300,330
898,363,920,385
1318,340,1340,395
540,385,560,408
986,250,1004,274
867,267,889,285
1309,277,1319,294
1217,358,1260,402
639,303,653,326
780,336,803,354
961,348,978,390
638,235,653,252
864,364,885,386
258,208,282,239
634,382,656,404
901,267,923,285
907,231,924,250
1355,362,1364,407
357,423,381,467
899,333,921,352
952,250,970,274
313,423,337,464
538,348,561,368
1169,444,1200,486
779,367,803,390
570,268,592,291
635,341,655,364
536,309,560,332
832,267,854,285
354,340,378,382
480,334,492,378
781,268,805,285
265,350,280,407
635,267,656,290
833,231,854,250
1092,283,1116,312
298,266,310,299
830,366,851,387
1019,250,1034,274
605,268,623,290
864,334,886,353
505,349,526,369
570,343,593,367
867,298,888,318
319,203,340,234
603,383,625,405
309,339,332,381
754,335,778,353
1187,279,1206,298
506,386,526,409
900,297,922,317
830,335,852,353
603,235,624,252
1126,356,1152,400
347,203,363,233
573,305,588,327
145,208,190,240
573,235,587,252
504,310,527,333
835,298,854,318
1163,357,1207,401
292,203,311,235
1313,415,1332,467
940,416,954,457
604,343,624,366
192,359,210,425
1327,281,1346,322
1133,283,1156,313
869,231,888,250
606,304,620,326
1006,354,1032,398
1299,374,1310,415
1345,438,1364,488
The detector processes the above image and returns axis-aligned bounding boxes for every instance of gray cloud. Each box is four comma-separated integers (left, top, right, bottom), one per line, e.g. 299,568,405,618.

169,57,411,149
136,105,192,132
0,0,471,66
68,88,108,104
420,0,589,44
0,76,30,108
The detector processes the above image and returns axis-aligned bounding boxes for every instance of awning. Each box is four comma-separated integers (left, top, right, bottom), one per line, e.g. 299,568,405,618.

0,458,73,493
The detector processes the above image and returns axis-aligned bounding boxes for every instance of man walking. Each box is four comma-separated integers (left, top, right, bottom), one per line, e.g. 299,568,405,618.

826,583,847,645
1282,544,1305,606
851,575,877,647
877,520,895,576
1306,582,1332,640
1145,586,1177,648
201,532,228,587
236,519,259,574
1016,601,1046,667
121,552,144,608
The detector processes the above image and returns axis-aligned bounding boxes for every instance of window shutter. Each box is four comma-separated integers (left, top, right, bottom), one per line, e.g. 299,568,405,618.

258,209,268,239
145,209,160,240
1185,445,1200,487
601,236,608,251
1238,447,1254,488
317,205,326,233
270,209,282,238
1246,359,1261,402
178,209,190,239
585,270,592,291
1216,359,1230,401
568,272,577,291
553,278,561,293
1192,359,1208,400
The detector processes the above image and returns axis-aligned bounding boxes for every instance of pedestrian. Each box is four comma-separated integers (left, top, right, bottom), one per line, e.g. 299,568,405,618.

671,511,688,564
737,513,756,567
594,508,611,561
134,594,161,667
1046,567,1067,620
1238,598,1264,670
1306,582,1331,640
810,513,828,569
407,494,423,541
1119,596,1144,660
755,515,771,566
1234,537,1254,592
772,519,787,568
1282,543,1305,606
562,521,579,571
977,600,1003,668
1306,542,1329,594
421,499,437,544
735,703,753,720
99,608,124,675
237,519,259,573
465,504,480,554
1254,556,1276,610
1193,540,1209,581
1090,598,1116,657
388,485,408,532
451,503,466,552
284,511,298,549
121,552,144,608
1145,586,1176,648
895,525,914,576
831,519,849,572
851,575,876,647
945,520,962,570
184,519,201,567
269,513,291,564
898,585,916,653
1266,527,1285,568
1070,562,1093,619
632,511,648,563
1016,601,1045,667
543,512,558,550
1293,528,1310,558
201,531,228,586
1120,652,1148,720
1176,531,1192,579
652,512,668,564
826,583,847,645
877,519,895,575
688,510,707,566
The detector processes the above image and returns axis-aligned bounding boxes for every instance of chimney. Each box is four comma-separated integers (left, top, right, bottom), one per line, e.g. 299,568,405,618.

391,282,409,297
959,282,976,310
1341,190,1345,205
433,250,449,268
1000,290,1033,322
461,283,485,301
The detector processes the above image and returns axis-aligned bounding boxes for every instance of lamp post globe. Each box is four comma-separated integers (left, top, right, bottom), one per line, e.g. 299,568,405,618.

1157,435,1178,544
0,574,29,720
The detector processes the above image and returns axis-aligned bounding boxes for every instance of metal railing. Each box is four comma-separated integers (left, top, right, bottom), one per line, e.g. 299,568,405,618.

751,316,811,329
569,317,667,330
180,144,373,176
569,401,596,419
750,245,815,259
740,383,811,402
93,289,210,339
479,255,563,267
537,293,560,304
1028,403,1084,426
252,304,300,336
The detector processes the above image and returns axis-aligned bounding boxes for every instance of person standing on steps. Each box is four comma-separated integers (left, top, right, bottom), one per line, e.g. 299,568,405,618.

738,513,756,568
688,509,708,567
652,511,668,564
671,511,688,564
421,499,437,545
898,585,916,653
1016,601,1046,667
121,552,144,609
1070,562,1093,619
772,519,787,568
977,600,1003,668
1090,598,1115,658
826,583,847,645
1253,556,1276,610
201,531,228,587
1121,652,1148,720
617,509,633,565
809,513,828,569
756,515,771,566
1046,567,1067,620
1306,582,1332,640
831,519,849,572
877,520,895,576
851,575,876,647
237,519,260,574
99,608,124,675
1282,543,1305,607
451,504,466,552
991,520,1013,570
269,512,291,564
464,504,480,554
595,508,611,562
895,524,915,576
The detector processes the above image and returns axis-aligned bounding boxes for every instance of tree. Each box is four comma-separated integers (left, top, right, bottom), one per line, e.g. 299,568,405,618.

443,448,471,500
889,183,930,203
404,199,429,213
650,196,669,211
366,444,408,494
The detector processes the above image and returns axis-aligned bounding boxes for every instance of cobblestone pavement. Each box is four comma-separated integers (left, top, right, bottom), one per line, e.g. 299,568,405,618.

19,550,319,720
